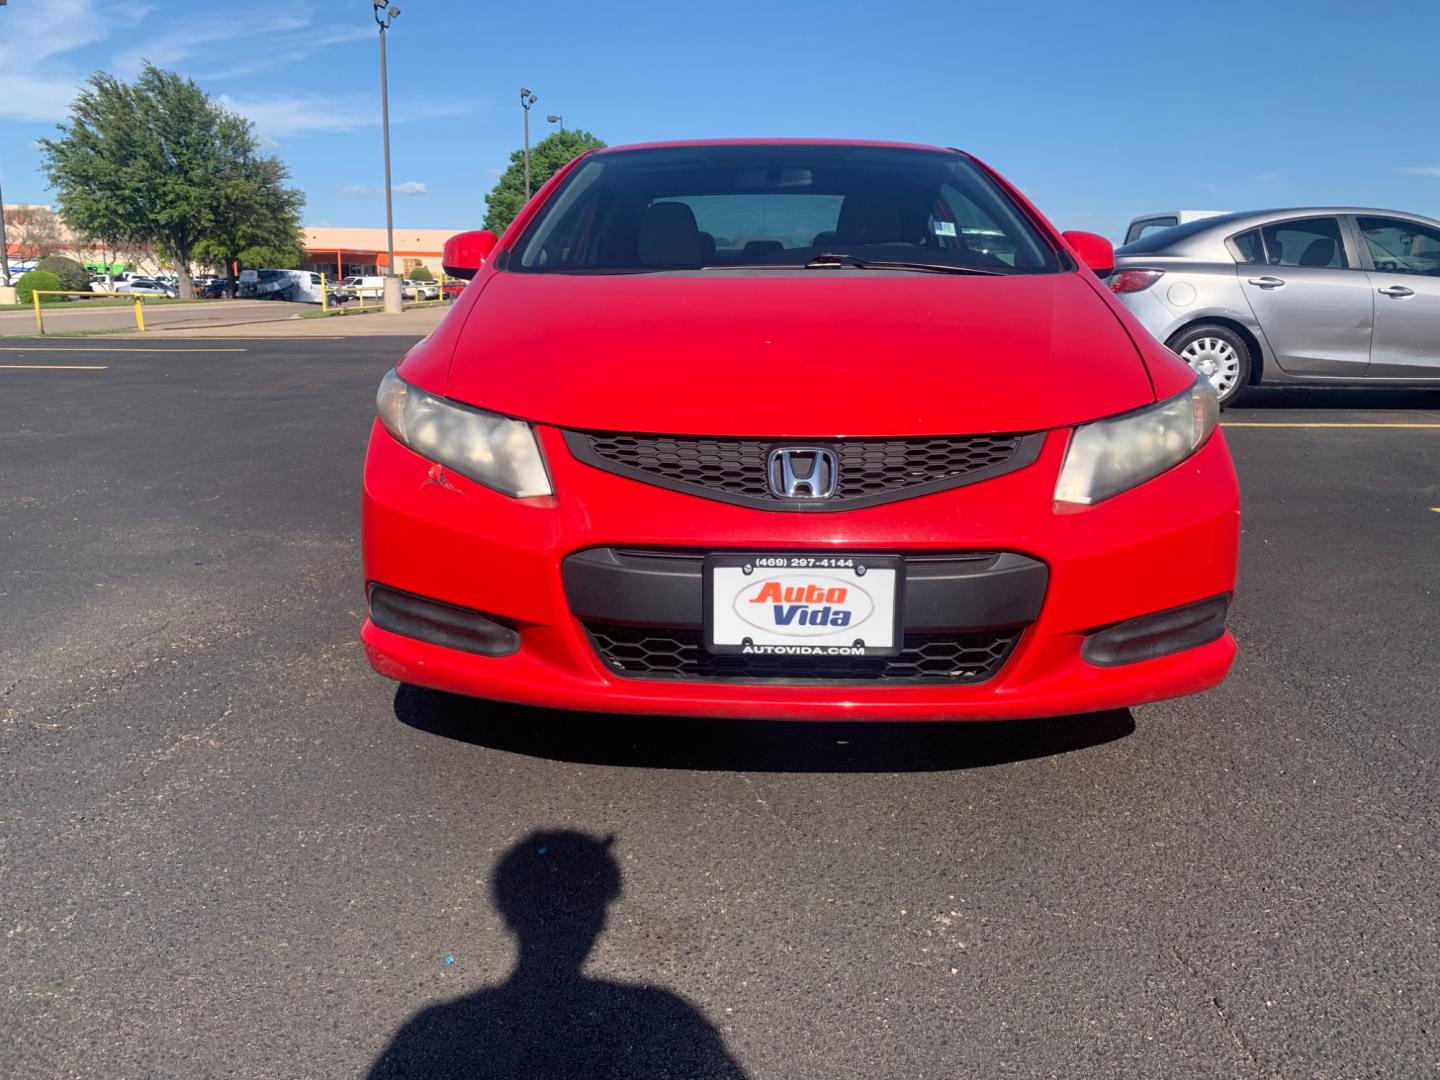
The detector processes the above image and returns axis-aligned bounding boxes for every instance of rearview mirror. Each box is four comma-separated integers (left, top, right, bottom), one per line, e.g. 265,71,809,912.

442,230,498,280
1061,230,1115,276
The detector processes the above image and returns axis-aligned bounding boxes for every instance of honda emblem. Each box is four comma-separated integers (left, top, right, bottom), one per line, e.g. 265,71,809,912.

767,447,839,499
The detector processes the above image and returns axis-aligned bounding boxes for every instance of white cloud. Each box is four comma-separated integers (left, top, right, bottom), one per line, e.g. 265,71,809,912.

208,41,363,80
218,93,377,138
112,16,311,74
0,4,478,136
0,1,152,121
1402,165,1440,178
0,74,88,122
342,181,429,197
0,0,149,70
111,12,386,79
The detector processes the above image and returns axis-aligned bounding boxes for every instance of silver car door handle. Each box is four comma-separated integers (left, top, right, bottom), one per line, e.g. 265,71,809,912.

1378,285,1415,298
1248,275,1286,288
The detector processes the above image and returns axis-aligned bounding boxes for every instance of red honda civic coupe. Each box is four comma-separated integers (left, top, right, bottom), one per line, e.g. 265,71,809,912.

361,140,1240,721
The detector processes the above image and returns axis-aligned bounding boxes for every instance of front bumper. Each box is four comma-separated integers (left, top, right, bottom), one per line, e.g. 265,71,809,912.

361,422,1240,720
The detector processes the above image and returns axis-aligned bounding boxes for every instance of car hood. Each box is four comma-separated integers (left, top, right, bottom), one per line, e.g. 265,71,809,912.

440,270,1153,436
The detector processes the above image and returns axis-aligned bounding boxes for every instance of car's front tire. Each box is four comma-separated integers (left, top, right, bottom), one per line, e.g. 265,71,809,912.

1168,323,1251,407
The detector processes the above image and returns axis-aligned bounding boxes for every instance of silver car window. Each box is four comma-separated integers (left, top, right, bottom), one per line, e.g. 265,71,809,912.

1357,216,1440,277
1260,217,1347,269
1231,228,1264,264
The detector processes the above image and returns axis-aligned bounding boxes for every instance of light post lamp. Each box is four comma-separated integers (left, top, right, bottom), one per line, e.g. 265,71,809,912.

374,1,403,313
520,88,537,202
547,114,564,134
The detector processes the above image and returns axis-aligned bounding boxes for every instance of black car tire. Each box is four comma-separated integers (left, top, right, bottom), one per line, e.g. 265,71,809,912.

1167,323,1252,408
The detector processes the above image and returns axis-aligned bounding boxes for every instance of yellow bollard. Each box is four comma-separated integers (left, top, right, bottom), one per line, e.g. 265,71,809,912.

135,299,145,332
33,291,44,335
320,273,329,313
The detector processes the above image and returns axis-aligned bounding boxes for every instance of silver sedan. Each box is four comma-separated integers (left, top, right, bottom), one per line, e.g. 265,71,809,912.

1110,208,1440,405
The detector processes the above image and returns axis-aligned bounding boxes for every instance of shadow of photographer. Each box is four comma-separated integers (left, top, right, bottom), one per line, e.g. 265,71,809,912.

394,684,1135,773
367,830,748,1079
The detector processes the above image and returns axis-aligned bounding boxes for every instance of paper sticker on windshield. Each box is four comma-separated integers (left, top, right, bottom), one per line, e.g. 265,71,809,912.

932,220,957,237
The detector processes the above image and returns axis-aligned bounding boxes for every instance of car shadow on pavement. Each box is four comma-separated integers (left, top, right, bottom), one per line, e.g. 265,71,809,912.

393,684,1134,773
366,829,749,1080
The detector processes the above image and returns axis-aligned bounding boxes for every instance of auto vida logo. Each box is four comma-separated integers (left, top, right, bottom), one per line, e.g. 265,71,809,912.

733,574,874,636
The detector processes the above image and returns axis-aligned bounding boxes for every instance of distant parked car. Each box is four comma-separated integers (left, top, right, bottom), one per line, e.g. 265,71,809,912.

403,278,439,300
1111,206,1440,405
442,278,466,299
116,277,177,298
199,280,228,299
1123,210,1230,246
341,275,385,300
237,269,325,304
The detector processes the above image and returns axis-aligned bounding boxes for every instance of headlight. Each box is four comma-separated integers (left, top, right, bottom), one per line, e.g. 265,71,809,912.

375,369,552,498
1054,375,1219,505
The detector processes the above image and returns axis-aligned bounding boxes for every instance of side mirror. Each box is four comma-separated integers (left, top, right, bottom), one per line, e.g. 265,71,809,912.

1061,230,1115,276
442,230,498,280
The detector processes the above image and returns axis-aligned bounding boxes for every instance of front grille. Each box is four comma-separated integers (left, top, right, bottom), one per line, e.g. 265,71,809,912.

585,624,1022,684
565,430,1042,511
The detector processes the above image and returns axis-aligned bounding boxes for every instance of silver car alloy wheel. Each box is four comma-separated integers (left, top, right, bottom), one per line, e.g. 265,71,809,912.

1178,337,1241,397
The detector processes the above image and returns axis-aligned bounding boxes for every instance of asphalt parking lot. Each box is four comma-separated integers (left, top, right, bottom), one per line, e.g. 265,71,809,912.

2,337,1437,1079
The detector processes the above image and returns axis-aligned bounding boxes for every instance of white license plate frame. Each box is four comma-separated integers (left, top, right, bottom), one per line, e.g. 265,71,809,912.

703,553,904,657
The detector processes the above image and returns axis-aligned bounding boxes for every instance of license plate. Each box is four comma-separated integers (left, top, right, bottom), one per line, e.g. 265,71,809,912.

703,554,904,657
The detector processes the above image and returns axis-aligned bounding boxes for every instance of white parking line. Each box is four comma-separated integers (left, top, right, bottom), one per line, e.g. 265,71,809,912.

0,346,247,353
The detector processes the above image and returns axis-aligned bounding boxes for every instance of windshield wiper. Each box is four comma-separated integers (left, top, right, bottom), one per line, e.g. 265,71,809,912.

803,252,1003,275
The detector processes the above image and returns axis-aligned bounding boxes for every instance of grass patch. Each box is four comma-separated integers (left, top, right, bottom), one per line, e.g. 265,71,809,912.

302,299,453,318
1,326,140,339
302,305,389,319
0,296,204,311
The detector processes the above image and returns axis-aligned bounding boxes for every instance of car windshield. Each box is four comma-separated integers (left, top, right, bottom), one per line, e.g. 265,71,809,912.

510,144,1060,275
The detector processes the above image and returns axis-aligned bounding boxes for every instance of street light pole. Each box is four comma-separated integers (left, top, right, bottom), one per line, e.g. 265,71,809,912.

374,2,402,314
0,169,11,289
0,0,9,289
547,114,564,134
520,88,537,202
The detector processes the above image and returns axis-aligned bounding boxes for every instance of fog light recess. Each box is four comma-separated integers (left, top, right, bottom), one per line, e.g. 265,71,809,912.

1082,594,1230,667
367,583,520,657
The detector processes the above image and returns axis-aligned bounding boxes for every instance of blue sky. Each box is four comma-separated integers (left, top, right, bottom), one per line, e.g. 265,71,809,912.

3,0,1439,242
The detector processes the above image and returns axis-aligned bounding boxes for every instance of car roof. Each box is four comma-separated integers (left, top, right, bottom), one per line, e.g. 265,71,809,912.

592,138,959,155
1117,206,1440,257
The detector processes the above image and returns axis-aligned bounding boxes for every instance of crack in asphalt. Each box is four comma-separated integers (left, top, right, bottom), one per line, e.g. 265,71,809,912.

1170,945,1285,1080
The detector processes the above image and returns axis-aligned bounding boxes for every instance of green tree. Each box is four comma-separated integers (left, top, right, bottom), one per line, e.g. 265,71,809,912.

483,129,606,235
194,156,307,296
407,265,434,282
36,255,90,293
40,64,303,300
